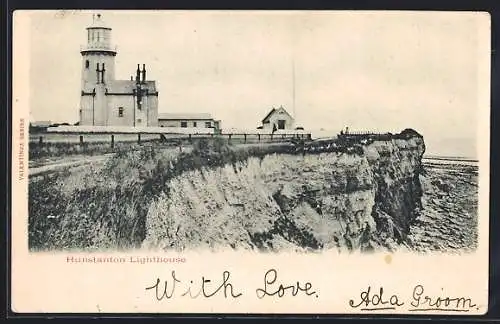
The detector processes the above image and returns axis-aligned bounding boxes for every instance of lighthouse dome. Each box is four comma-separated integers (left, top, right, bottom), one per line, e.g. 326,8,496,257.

87,13,110,30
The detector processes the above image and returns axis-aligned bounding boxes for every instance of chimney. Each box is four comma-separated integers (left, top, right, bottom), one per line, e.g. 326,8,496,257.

136,64,140,83
102,63,106,84
96,63,101,83
142,64,146,82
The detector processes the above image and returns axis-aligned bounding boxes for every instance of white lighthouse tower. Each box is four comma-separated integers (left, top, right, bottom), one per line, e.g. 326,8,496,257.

78,13,159,127
79,13,117,126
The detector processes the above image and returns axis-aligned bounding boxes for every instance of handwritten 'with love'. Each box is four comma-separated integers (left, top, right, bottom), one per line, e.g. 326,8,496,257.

144,269,478,313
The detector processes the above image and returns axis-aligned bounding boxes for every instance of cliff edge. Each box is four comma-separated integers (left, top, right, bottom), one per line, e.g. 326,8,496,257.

143,129,426,252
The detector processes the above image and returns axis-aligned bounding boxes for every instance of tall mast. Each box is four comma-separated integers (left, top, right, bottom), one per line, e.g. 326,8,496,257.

291,16,297,122
292,53,296,120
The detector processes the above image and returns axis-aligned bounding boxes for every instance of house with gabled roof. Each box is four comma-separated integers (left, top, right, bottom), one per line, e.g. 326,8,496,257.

260,106,295,131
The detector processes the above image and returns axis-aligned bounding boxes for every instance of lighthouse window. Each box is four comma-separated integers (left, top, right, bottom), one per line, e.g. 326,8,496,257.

118,107,124,117
85,60,89,69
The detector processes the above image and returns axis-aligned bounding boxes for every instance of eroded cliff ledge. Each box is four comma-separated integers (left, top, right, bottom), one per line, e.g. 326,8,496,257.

143,129,426,252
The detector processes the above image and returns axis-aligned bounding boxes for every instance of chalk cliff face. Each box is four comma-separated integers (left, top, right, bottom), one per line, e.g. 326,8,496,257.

143,135,426,252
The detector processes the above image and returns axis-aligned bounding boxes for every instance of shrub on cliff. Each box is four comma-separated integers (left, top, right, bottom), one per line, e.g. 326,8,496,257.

397,128,423,139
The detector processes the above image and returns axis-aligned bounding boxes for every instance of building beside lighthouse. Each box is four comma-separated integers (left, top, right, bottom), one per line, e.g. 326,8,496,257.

79,13,159,127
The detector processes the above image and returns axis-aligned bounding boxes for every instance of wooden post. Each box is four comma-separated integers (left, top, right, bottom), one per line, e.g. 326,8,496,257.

111,134,115,148
244,134,247,143
228,134,232,144
271,134,273,141
79,135,84,152
258,134,261,142
39,136,43,145
138,133,141,144
188,134,192,143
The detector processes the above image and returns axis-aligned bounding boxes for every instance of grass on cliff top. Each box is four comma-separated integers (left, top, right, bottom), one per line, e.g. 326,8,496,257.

29,138,167,160
28,137,297,251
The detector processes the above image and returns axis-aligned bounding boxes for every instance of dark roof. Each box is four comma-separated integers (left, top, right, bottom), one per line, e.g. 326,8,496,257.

105,80,157,94
262,108,276,123
262,106,293,123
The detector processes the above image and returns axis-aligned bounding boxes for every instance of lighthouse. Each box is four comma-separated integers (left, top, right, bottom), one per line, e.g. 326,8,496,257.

80,13,117,88
79,13,159,127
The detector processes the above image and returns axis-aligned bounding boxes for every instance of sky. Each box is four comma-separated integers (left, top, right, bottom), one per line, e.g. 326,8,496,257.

26,10,488,157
